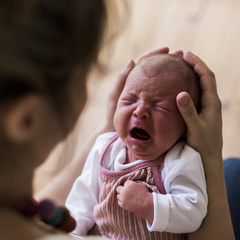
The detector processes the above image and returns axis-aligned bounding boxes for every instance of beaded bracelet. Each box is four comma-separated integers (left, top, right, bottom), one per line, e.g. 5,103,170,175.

9,198,76,233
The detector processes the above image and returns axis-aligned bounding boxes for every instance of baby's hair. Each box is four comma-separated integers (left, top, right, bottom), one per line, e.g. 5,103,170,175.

137,53,201,111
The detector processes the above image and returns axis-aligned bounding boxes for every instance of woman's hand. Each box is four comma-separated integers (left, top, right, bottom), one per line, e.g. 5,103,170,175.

178,52,234,240
135,47,170,64
176,52,223,167
104,59,135,132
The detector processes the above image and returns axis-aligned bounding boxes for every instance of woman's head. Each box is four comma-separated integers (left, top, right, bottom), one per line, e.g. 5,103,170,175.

0,0,107,164
0,0,106,121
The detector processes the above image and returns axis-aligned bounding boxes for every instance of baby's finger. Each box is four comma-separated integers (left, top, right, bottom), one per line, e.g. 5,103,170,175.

124,180,134,187
116,185,123,194
117,199,123,208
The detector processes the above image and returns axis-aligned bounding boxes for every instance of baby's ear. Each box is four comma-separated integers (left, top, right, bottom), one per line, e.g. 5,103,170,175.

2,95,45,143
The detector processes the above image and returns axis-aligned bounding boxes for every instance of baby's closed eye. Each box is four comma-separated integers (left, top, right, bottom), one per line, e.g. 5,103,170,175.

153,102,172,112
120,95,137,105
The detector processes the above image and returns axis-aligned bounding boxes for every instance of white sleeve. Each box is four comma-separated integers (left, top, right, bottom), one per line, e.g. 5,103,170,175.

147,142,208,233
65,132,115,236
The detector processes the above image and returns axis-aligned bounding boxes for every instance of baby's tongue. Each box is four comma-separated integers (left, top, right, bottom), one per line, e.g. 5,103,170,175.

132,128,150,140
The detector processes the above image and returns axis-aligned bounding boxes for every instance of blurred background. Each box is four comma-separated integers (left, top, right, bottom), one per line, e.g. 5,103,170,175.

34,0,240,192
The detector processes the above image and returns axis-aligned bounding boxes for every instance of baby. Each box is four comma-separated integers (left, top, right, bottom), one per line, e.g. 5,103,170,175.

66,53,208,240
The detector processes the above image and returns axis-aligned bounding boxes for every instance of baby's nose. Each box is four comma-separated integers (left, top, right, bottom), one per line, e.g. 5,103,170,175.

133,104,150,119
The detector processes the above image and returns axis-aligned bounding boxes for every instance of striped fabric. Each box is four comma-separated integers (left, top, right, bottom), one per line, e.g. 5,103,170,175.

93,135,187,240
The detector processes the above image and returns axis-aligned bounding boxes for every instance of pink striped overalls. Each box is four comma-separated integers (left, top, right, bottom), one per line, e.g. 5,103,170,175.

93,134,187,240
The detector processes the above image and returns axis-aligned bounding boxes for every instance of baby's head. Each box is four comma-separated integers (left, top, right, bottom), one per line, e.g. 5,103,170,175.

138,53,201,110
114,53,201,161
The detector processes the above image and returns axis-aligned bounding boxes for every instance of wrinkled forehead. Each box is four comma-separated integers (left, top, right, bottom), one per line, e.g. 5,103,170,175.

139,54,190,79
125,54,192,88
123,59,187,98
138,53,200,107
123,54,200,107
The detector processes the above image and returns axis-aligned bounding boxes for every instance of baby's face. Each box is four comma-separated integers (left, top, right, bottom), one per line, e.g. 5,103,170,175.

114,57,190,161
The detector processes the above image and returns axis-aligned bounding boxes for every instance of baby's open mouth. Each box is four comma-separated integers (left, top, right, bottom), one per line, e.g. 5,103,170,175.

131,128,151,141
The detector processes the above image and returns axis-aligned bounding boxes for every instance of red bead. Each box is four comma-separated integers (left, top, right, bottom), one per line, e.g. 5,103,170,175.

56,206,76,233
13,198,39,217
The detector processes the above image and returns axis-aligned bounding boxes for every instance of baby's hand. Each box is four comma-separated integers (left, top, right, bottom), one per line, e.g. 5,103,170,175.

116,180,154,223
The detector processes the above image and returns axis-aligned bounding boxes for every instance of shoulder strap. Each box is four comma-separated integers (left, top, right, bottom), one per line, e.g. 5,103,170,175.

99,133,119,168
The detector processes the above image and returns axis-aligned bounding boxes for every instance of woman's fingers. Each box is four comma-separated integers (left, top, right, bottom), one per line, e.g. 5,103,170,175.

135,47,169,64
110,59,135,103
170,50,184,56
184,51,222,117
105,60,135,131
184,51,217,92
135,48,184,65
178,51,223,157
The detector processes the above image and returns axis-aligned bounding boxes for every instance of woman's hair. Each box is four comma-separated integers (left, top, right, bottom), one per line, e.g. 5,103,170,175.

0,0,107,106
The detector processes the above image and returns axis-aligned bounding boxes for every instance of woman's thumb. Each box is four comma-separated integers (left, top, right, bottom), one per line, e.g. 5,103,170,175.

176,92,199,129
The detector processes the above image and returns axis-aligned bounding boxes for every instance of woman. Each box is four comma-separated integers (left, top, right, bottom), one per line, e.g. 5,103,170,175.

0,0,109,239
0,0,234,239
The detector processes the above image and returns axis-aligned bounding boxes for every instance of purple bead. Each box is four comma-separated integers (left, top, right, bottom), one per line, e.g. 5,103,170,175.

39,199,57,220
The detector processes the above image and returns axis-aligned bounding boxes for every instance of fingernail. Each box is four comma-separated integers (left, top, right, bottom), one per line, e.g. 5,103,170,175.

179,95,189,105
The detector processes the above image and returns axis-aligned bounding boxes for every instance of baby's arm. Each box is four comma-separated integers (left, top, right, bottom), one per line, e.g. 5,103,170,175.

116,180,154,223
149,143,208,233
65,152,99,236
65,134,113,236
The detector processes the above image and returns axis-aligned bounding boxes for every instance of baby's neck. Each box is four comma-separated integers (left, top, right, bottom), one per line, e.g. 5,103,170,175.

125,150,137,164
125,149,161,164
